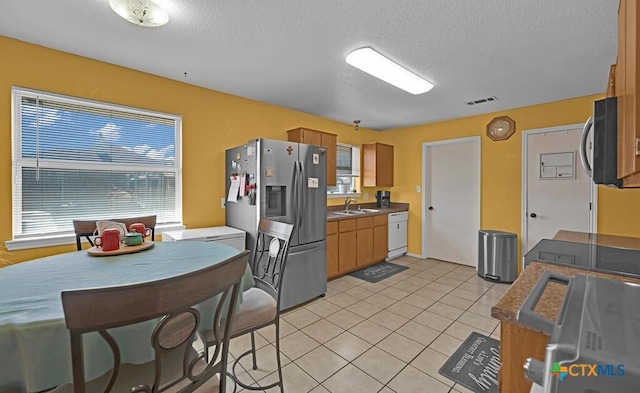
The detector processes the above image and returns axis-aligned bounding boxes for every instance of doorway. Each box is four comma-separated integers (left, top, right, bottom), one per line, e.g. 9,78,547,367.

522,124,597,264
422,137,480,267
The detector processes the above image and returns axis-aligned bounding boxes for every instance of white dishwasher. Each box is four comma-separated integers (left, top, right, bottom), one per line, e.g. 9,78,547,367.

387,212,408,260
162,226,246,251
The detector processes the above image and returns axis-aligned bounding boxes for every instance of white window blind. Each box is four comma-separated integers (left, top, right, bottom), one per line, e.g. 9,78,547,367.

328,144,360,195
12,87,182,239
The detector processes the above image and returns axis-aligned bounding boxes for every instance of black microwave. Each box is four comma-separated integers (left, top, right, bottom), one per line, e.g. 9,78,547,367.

579,97,622,188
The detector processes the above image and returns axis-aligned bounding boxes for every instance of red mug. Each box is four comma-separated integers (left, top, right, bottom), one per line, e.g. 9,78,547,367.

95,229,121,251
129,223,152,241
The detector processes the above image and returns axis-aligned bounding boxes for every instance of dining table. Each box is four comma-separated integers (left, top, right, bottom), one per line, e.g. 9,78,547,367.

0,241,254,392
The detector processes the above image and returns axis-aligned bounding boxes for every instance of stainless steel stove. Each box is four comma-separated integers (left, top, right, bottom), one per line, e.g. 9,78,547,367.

524,239,640,279
518,272,640,392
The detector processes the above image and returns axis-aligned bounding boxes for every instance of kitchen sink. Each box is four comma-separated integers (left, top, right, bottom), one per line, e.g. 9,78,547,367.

333,208,382,216
334,210,367,216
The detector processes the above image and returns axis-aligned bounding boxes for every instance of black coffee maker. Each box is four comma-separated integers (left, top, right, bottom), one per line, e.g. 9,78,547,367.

376,191,391,208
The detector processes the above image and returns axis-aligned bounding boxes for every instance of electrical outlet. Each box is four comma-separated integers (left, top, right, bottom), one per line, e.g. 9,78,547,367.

416,186,421,193
221,197,226,208
364,192,369,200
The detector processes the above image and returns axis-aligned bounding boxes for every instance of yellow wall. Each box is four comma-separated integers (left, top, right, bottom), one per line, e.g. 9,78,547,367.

376,96,640,257
3,36,640,265
0,36,379,263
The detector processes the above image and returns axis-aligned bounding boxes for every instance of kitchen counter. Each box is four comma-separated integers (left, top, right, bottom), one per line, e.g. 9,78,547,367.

325,202,408,279
326,202,409,221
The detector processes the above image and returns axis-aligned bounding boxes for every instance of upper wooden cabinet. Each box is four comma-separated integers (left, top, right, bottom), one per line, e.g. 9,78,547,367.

616,0,640,186
287,127,337,186
607,64,616,98
362,142,394,187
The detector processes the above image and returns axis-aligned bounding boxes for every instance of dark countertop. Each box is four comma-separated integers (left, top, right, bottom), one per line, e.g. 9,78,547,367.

553,230,640,249
523,238,640,279
326,202,409,221
491,261,640,334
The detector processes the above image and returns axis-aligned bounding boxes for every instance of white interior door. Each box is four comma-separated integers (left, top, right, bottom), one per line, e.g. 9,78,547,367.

424,138,480,266
524,127,594,252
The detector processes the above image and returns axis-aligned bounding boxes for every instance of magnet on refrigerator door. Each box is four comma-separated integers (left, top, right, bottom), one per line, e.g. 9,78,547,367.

239,173,247,196
227,175,240,203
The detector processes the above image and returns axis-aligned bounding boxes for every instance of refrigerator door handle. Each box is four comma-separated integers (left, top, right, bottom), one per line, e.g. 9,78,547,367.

292,161,298,224
298,161,305,229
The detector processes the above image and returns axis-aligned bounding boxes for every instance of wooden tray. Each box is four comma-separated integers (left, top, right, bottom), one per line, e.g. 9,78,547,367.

87,241,155,257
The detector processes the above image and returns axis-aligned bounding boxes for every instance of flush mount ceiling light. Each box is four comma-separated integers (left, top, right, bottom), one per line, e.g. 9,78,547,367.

110,0,169,27
345,47,433,95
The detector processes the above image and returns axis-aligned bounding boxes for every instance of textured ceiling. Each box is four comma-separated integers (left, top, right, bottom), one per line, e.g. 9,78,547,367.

0,0,619,130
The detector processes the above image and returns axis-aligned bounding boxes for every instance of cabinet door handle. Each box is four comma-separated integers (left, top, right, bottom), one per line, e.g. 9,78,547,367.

636,138,640,156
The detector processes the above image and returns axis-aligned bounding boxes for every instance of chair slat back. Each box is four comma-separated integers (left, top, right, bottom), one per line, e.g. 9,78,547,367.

62,250,249,393
73,215,157,251
251,219,294,301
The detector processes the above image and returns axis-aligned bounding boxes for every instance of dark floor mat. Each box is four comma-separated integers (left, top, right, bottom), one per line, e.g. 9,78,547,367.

348,261,408,283
438,332,500,393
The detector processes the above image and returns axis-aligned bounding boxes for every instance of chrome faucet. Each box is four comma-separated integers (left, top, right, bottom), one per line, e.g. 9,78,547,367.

344,198,357,212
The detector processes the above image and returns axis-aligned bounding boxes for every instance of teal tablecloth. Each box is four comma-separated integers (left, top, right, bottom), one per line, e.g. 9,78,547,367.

0,242,254,392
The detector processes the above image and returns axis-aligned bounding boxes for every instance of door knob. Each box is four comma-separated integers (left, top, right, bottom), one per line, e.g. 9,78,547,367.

530,213,537,218
428,206,434,210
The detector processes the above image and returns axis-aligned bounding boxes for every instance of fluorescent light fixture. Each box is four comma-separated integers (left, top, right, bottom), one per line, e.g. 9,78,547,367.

346,47,433,95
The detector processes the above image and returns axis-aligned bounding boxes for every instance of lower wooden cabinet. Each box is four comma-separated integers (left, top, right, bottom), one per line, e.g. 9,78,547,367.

338,219,356,274
373,214,388,262
356,217,374,267
499,321,549,393
327,214,391,279
327,221,339,277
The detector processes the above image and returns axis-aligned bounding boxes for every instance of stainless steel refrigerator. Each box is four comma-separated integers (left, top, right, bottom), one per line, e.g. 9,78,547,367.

225,138,327,310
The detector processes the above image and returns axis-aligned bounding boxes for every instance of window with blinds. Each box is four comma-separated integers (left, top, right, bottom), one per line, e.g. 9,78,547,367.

327,144,360,196
12,88,181,239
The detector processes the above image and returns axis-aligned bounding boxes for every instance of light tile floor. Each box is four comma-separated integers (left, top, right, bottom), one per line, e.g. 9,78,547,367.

202,255,510,393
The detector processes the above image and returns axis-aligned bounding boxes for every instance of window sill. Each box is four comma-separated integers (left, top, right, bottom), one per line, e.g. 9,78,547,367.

327,192,362,199
5,224,187,251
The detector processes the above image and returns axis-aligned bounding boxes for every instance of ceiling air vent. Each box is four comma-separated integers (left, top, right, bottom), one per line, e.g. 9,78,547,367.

466,96,498,106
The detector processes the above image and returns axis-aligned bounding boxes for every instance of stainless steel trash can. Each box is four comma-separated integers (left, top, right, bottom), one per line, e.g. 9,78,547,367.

478,230,517,283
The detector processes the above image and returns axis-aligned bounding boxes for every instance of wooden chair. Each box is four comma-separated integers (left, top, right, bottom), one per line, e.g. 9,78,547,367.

53,250,250,393
73,215,157,251
202,219,294,393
